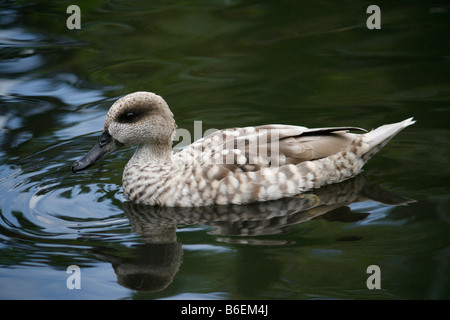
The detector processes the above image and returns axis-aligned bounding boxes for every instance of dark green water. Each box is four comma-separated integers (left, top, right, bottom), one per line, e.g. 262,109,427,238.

0,0,449,299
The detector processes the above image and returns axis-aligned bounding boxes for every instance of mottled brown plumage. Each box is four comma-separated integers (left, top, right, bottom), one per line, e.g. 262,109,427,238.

72,91,415,207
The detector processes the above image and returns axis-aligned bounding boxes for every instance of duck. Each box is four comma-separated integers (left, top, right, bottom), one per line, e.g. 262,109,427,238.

72,91,415,207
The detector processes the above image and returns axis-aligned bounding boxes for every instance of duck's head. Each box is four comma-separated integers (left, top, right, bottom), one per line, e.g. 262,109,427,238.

72,91,176,173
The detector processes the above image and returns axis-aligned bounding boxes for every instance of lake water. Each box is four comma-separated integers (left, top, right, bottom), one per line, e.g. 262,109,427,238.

0,0,449,300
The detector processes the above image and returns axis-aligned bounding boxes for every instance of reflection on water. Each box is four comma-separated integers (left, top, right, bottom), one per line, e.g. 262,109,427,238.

95,174,412,292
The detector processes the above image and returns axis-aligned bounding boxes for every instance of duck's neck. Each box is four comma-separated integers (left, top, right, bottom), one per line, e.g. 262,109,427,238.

128,142,173,168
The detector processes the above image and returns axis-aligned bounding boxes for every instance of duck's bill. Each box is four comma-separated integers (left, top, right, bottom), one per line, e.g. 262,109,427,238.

72,131,123,173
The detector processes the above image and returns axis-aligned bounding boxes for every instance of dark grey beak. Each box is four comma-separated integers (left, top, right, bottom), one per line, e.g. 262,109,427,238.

72,131,123,173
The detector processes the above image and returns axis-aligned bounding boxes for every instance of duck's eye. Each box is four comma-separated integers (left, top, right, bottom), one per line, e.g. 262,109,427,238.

118,111,140,123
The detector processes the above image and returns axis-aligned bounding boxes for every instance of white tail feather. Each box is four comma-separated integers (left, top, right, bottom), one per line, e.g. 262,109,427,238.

362,117,415,160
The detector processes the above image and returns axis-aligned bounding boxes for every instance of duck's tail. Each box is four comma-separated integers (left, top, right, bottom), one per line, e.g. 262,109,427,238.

361,117,415,161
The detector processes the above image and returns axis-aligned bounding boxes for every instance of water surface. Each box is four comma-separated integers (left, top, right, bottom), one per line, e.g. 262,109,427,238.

0,0,449,299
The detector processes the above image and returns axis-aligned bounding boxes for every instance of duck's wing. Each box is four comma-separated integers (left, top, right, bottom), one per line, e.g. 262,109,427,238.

182,125,367,169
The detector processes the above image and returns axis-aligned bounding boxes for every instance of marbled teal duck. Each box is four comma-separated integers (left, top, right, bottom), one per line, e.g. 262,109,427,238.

72,92,415,207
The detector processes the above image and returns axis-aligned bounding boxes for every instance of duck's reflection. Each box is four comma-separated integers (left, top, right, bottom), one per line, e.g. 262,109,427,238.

97,174,413,292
